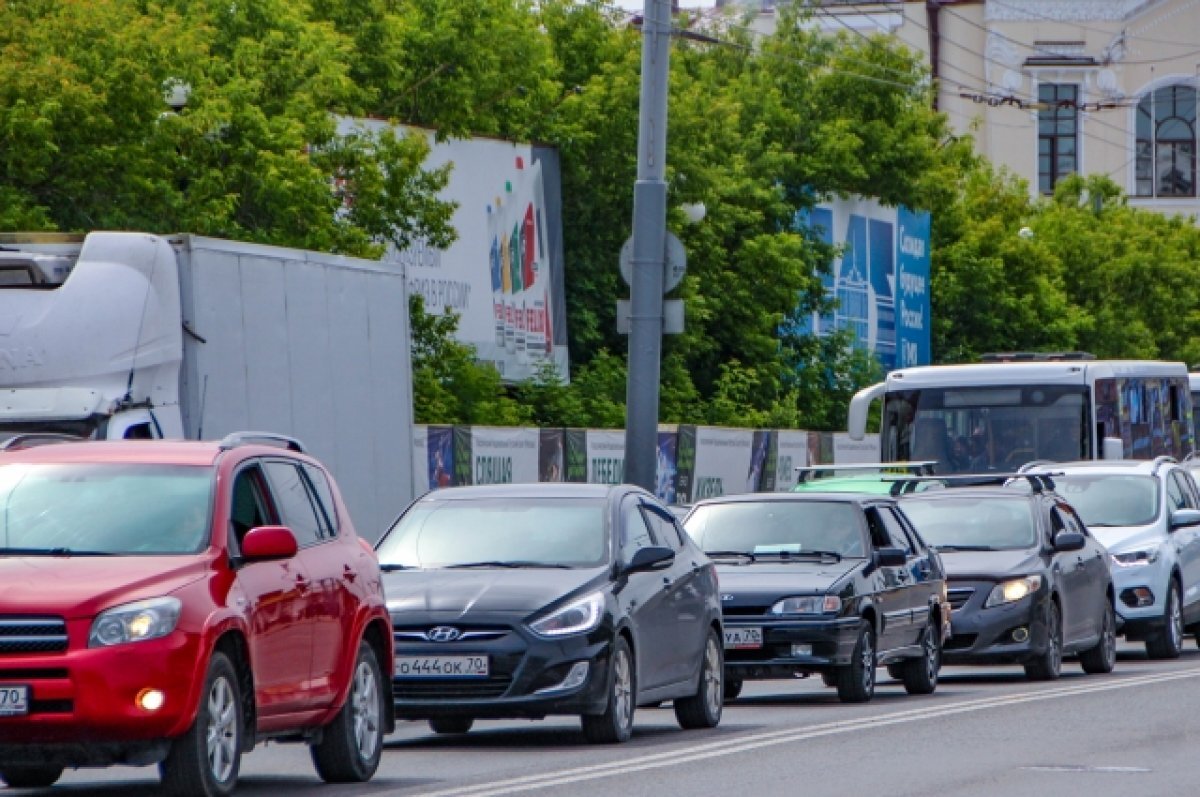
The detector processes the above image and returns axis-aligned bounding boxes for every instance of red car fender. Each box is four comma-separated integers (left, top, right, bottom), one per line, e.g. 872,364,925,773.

312,602,393,728
163,609,253,739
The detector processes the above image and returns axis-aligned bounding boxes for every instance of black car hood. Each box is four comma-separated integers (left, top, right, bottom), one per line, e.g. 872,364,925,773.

938,549,1043,581
716,560,862,602
381,567,606,617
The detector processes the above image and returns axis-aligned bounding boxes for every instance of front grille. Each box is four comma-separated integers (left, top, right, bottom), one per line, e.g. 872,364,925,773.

392,627,509,644
0,668,68,680
723,607,770,617
0,617,68,654
29,699,73,715
947,588,975,611
393,679,512,700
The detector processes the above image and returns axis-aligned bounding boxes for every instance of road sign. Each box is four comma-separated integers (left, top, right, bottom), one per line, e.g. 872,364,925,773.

619,232,687,293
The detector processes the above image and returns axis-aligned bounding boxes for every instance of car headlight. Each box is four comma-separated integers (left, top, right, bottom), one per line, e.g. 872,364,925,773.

529,592,605,638
89,597,182,648
769,595,842,615
1111,548,1160,568
984,576,1043,608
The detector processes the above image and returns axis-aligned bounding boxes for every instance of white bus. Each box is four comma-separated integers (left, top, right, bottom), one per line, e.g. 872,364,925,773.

847,354,1194,474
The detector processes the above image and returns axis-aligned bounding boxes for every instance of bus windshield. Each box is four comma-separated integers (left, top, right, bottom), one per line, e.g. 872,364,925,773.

882,385,1089,474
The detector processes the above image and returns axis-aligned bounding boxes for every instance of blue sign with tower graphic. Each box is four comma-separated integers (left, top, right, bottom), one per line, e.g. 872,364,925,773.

794,198,931,370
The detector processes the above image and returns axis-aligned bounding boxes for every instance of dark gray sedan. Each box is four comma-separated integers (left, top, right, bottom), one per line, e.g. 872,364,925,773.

375,483,724,743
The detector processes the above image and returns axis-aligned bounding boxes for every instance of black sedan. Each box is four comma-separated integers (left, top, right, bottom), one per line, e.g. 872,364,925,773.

682,493,949,704
897,481,1116,680
375,484,724,743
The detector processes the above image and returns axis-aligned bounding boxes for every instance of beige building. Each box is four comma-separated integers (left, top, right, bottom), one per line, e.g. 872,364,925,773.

728,0,1200,217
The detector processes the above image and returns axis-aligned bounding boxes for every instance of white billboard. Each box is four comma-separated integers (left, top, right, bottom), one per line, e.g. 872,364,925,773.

339,118,569,383
772,430,813,492
692,427,755,500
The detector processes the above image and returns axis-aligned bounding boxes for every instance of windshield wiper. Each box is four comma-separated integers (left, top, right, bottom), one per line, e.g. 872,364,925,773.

443,561,573,569
705,550,756,563
934,545,998,552
0,547,116,556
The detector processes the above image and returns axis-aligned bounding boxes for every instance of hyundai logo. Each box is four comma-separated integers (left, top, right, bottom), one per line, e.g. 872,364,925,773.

426,626,462,643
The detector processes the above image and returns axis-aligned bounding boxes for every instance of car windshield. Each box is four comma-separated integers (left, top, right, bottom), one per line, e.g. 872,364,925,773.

376,497,609,569
0,463,213,555
899,496,1038,551
683,501,866,558
1052,474,1160,527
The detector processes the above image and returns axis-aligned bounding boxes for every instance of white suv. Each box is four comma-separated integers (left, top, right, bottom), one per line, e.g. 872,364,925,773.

1025,458,1200,659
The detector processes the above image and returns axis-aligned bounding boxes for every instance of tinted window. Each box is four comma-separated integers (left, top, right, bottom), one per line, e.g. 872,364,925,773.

1055,474,1160,526
230,466,273,549
643,505,685,550
878,507,915,552
303,463,339,536
684,501,866,558
0,463,212,555
899,496,1038,550
1168,472,1193,511
377,496,609,569
621,499,658,564
263,461,324,547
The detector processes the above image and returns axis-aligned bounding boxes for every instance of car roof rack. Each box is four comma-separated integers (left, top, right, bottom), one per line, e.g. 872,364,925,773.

0,433,87,452
217,431,307,453
979,351,1096,362
1151,455,1178,475
885,472,1060,496
795,461,938,483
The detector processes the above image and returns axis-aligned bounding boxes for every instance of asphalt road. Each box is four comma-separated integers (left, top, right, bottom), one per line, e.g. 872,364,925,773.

14,641,1200,797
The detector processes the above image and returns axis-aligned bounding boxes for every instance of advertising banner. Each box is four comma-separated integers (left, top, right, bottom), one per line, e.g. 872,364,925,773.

565,429,588,483
586,430,626,485
426,425,456,490
338,118,569,383
771,430,813,492
794,197,931,370
453,426,473,486
833,432,882,463
692,427,755,500
655,431,679,504
675,425,697,504
469,426,540,485
539,429,565,482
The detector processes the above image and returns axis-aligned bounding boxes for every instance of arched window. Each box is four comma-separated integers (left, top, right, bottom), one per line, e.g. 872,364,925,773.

1136,85,1197,198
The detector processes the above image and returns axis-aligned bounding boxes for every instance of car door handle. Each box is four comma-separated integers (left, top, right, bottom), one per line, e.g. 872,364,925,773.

663,576,674,591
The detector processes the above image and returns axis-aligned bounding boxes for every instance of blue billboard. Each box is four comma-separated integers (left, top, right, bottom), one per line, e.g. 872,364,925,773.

794,198,931,370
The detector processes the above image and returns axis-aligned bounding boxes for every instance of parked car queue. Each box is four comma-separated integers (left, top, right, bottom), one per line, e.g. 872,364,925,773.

1,435,1191,796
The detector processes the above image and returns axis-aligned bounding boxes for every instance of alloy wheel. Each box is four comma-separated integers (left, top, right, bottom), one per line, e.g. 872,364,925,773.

860,631,876,693
613,649,632,731
1168,585,1182,651
205,676,239,784
924,627,940,683
351,659,381,761
703,636,722,718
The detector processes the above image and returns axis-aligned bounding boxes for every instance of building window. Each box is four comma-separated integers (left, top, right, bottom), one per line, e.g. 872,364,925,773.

1038,83,1078,194
1136,85,1197,198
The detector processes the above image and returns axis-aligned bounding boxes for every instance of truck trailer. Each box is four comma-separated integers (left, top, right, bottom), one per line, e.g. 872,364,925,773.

0,231,415,539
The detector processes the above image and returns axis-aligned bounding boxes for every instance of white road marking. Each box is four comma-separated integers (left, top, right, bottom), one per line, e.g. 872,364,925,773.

407,668,1200,797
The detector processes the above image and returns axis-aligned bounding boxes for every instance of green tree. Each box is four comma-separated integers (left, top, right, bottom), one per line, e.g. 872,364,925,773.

0,0,454,256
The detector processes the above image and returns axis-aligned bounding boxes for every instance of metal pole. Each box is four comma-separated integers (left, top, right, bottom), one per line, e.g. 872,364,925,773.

624,0,671,491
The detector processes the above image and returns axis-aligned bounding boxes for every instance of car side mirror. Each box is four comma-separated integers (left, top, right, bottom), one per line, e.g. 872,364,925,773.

242,526,298,561
875,547,907,567
626,545,675,573
1169,508,1200,531
1054,531,1086,552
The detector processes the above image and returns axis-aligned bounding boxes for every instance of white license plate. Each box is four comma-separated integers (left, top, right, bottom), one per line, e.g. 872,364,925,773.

724,627,763,650
395,656,490,679
0,685,29,717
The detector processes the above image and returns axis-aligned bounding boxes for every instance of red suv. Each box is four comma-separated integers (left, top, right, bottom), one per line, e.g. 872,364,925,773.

0,434,394,795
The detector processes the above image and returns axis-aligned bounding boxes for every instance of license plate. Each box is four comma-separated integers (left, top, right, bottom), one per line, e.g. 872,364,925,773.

723,627,763,650
395,656,489,679
0,685,29,717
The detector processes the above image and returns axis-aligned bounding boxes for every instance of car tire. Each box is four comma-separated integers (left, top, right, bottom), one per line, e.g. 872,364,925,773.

311,641,386,783
901,620,940,695
724,678,743,701
0,766,64,789
674,629,723,730
1080,601,1117,674
160,651,242,797
835,622,876,704
429,717,474,734
581,637,635,744
1146,581,1183,660
1024,601,1063,681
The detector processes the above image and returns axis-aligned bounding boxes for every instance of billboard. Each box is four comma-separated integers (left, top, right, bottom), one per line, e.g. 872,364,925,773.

796,198,931,370
339,118,569,383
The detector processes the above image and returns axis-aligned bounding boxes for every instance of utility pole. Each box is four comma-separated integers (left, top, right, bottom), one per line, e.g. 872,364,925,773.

624,0,672,492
